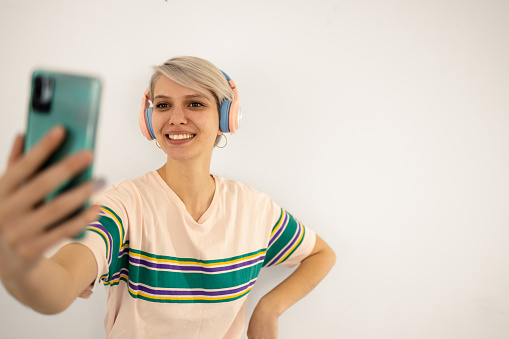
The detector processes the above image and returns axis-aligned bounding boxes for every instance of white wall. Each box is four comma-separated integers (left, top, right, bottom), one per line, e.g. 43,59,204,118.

1,0,509,338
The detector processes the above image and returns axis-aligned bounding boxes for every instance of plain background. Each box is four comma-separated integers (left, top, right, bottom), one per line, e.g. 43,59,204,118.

1,0,509,338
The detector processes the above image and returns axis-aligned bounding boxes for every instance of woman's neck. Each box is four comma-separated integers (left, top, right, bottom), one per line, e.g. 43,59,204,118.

157,159,216,222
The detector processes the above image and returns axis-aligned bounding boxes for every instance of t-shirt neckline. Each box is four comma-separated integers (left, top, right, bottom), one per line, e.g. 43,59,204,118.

150,171,220,225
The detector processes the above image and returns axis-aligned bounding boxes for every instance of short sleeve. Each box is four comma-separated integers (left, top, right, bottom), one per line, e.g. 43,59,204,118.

74,191,128,290
263,209,316,268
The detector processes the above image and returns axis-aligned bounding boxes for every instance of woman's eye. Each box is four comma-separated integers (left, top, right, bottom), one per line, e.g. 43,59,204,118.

155,103,170,109
189,102,204,108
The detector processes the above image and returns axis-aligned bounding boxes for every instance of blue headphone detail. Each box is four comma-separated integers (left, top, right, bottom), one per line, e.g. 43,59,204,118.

139,70,240,141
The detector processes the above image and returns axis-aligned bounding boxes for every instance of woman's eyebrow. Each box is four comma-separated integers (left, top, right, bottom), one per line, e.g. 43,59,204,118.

185,94,212,100
153,94,212,101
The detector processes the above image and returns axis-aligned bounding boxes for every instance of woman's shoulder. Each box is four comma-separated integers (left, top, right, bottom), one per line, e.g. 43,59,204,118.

216,176,273,202
217,176,256,191
216,176,282,223
92,171,158,203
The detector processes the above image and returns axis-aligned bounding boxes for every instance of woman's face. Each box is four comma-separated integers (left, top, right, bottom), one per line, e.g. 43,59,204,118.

151,76,221,162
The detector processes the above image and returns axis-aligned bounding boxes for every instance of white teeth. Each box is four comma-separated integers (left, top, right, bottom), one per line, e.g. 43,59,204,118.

167,134,195,140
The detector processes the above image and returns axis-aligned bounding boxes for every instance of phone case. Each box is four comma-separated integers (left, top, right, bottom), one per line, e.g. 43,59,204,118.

25,70,101,232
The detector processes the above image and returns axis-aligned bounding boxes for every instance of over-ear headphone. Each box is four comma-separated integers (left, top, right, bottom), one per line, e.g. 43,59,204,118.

139,71,240,141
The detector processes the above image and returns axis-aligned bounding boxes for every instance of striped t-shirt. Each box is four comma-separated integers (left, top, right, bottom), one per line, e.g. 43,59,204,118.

77,171,316,339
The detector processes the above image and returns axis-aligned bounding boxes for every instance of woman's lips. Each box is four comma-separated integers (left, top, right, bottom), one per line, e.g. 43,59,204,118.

165,133,196,144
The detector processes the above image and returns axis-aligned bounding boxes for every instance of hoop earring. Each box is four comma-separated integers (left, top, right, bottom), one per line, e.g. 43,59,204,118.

215,133,227,149
156,140,161,149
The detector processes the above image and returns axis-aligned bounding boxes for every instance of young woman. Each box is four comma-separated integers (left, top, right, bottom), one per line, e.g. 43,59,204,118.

0,56,335,339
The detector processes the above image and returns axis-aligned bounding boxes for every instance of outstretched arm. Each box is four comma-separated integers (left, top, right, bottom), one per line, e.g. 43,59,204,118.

247,235,336,339
0,127,99,314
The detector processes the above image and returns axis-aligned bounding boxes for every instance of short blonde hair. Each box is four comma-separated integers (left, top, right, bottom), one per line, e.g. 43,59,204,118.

149,56,233,111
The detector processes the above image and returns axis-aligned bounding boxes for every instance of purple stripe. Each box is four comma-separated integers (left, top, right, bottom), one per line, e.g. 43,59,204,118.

268,222,302,267
99,209,124,242
107,268,257,298
129,255,265,273
268,212,289,247
128,278,257,297
89,222,113,265
118,246,129,258
110,268,129,282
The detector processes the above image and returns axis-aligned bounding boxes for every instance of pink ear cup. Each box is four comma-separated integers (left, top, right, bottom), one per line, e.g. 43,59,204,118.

228,80,240,134
139,89,154,140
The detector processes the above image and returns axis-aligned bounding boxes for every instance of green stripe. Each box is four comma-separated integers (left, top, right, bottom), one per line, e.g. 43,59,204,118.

96,210,124,280
278,225,305,265
270,210,285,233
263,210,299,267
102,206,125,240
130,262,262,289
102,246,264,290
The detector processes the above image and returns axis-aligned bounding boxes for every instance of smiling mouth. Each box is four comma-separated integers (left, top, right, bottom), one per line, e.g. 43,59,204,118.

166,133,196,140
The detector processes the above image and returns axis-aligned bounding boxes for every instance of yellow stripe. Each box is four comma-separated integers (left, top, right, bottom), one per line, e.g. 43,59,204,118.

104,272,129,286
130,250,266,267
275,222,304,265
87,225,111,263
104,274,255,301
129,285,254,301
270,210,286,238
105,274,254,301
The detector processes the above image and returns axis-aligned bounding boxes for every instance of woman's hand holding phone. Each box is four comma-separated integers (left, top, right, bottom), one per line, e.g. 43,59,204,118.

0,127,99,284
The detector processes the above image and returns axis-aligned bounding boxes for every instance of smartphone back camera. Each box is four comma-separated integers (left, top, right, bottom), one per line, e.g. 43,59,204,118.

32,76,54,113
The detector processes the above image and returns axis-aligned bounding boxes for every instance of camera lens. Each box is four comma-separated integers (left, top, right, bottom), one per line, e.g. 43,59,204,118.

32,75,53,113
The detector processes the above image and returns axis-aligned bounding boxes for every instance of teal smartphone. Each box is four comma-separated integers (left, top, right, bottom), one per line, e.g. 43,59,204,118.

25,69,101,235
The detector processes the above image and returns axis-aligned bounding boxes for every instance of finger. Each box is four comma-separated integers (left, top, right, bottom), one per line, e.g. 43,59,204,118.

7,150,93,215
7,134,25,169
1,126,66,194
0,135,26,198
8,181,95,243
17,205,100,261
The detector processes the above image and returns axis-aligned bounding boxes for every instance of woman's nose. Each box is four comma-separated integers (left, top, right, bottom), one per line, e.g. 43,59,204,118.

168,106,187,125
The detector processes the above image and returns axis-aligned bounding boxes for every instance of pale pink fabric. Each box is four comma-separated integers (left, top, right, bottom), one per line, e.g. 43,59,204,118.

76,172,316,339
